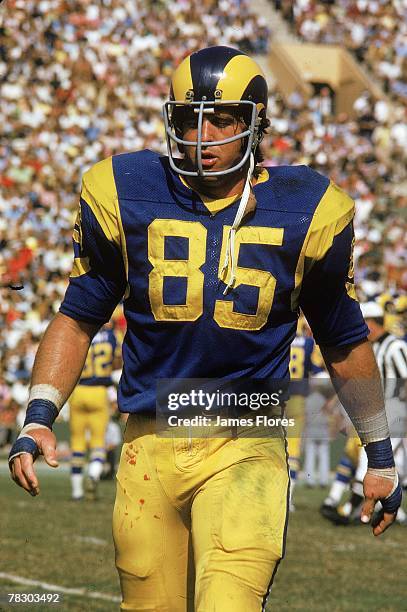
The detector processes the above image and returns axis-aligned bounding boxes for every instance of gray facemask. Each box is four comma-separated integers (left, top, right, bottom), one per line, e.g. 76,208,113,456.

162,99,260,177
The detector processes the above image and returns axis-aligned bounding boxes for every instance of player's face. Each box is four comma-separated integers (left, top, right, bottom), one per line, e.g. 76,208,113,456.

181,108,246,178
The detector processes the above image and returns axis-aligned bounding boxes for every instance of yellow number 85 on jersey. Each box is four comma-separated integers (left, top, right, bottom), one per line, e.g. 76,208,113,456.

148,219,284,331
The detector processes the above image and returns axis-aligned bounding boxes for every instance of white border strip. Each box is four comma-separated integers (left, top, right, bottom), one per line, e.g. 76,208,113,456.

0,572,121,603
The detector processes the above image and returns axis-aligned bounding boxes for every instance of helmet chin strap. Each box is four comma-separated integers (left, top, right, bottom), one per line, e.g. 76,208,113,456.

221,152,255,294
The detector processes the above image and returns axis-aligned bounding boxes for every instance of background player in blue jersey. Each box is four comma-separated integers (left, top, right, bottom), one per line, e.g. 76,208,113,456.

9,46,402,611
69,321,121,500
287,318,322,510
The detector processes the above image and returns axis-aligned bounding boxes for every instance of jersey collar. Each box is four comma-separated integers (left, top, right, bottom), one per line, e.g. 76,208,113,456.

178,167,269,215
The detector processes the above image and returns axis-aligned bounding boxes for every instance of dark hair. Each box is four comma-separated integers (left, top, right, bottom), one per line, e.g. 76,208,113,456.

252,112,270,178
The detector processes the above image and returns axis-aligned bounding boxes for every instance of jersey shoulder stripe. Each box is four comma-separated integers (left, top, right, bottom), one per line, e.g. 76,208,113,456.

80,156,129,295
304,182,354,258
291,181,355,309
81,156,120,246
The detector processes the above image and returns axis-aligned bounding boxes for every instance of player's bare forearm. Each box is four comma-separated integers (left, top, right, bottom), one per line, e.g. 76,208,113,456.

320,338,384,419
31,312,99,401
9,313,99,496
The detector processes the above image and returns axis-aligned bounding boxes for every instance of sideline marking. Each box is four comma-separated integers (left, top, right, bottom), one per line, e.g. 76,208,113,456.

74,536,108,546
0,572,121,602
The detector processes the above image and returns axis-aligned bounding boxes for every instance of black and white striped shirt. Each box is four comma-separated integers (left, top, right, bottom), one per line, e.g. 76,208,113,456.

373,333,407,398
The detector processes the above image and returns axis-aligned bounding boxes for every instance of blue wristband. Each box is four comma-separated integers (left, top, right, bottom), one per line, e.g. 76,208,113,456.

24,399,59,430
8,437,39,467
365,438,395,469
382,483,402,514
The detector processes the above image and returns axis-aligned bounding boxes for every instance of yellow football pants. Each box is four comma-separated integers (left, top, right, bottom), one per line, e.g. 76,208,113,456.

344,434,362,467
113,414,290,611
69,385,109,454
285,395,305,466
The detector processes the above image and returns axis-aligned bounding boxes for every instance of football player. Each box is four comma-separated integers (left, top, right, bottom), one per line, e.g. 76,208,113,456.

9,46,402,611
287,319,321,510
378,291,404,337
69,321,121,500
320,433,362,520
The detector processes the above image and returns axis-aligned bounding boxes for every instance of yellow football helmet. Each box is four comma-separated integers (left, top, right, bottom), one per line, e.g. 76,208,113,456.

377,292,394,312
163,46,268,177
395,294,407,313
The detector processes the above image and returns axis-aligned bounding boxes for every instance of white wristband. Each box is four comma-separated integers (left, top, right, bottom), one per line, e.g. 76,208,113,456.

28,384,64,410
351,410,390,445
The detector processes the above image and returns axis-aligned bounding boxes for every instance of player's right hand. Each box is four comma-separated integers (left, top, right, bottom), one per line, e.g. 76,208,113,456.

9,428,59,496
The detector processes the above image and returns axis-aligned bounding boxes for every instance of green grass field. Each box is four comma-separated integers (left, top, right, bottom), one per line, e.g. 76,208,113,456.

0,465,406,612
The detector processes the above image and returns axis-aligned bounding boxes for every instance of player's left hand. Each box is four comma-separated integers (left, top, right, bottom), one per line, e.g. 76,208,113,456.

361,471,402,536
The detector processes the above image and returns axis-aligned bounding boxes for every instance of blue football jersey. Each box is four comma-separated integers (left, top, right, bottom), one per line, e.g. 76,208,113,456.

79,328,118,387
60,150,368,413
289,335,319,396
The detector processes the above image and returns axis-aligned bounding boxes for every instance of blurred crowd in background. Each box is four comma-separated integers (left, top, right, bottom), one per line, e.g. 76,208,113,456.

0,0,406,442
274,0,407,105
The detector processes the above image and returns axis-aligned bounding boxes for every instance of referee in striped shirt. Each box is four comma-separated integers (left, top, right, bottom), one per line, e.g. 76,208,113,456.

361,301,407,404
